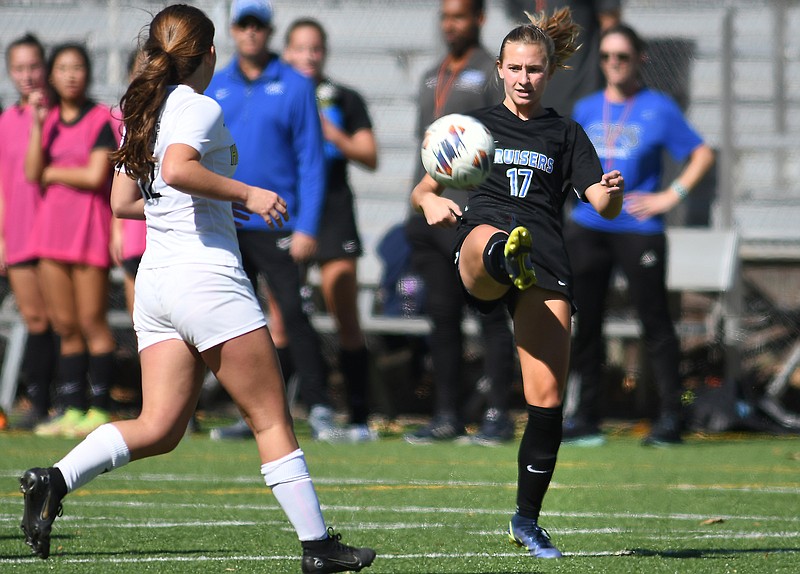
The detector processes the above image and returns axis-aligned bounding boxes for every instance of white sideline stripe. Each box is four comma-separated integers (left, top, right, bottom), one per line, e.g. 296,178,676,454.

4,510,799,539
0,470,516,488
4,547,798,565
5,510,800,540
5,517,445,530
2,497,800,523
0,550,678,565
2,470,799,494
673,484,800,494
473,529,800,539
0,497,800,522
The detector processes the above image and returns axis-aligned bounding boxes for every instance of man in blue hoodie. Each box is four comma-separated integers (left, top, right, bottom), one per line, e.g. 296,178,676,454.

207,0,337,440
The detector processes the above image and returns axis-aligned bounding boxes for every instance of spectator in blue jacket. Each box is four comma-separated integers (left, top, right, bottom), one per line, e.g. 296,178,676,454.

207,0,338,440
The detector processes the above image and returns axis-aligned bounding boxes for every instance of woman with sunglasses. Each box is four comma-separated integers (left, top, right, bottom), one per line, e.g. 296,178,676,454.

563,23,715,446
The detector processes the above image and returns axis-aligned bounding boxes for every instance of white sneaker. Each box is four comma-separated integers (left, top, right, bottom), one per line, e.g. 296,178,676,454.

308,405,341,441
347,424,378,443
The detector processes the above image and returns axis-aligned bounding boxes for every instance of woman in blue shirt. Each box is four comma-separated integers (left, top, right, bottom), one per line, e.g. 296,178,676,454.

565,23,715,446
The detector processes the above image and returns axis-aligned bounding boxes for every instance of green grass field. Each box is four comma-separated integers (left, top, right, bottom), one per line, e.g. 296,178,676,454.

1,421,798,573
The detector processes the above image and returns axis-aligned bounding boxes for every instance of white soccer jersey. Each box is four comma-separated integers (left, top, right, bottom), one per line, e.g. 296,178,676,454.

140,84,241,269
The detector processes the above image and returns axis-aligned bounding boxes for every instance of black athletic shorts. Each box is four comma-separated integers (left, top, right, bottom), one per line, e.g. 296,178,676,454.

7,258,38,269
313,190,362,263
452,213,575,317
122,255,143,279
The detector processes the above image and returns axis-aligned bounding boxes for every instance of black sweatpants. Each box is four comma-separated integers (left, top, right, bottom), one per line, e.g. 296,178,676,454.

237,230,330,409
406,215,514,419
565,222,683,421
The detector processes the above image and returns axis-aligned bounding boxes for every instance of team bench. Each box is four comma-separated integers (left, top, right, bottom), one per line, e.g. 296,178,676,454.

0,227,740,414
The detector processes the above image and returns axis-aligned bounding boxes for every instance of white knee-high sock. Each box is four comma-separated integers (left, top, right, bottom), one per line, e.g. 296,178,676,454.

54,423,131,493
261,449,327,541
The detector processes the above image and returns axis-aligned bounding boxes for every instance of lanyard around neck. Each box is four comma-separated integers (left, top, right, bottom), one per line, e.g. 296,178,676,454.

602,94,636,172
433,49,472,119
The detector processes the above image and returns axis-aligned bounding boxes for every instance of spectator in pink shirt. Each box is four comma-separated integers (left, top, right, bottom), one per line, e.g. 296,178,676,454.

0,34,57,430
24,43,119,438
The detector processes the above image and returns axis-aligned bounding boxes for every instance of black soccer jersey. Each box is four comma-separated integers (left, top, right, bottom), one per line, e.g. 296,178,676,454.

462,103,603,295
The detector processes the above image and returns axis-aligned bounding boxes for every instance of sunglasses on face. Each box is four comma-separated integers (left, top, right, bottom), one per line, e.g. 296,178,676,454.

600,52,633,63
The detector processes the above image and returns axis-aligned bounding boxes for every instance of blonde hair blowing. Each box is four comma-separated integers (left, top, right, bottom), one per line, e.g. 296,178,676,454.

499,7,581,71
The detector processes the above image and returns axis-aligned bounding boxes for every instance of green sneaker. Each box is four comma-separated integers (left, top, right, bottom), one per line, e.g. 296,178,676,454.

70,407,112,438
33,408,85,438
504,226,537,290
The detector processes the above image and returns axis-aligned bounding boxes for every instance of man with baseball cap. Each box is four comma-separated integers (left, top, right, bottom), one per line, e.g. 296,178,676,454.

230,0,273,26
208,0,342,442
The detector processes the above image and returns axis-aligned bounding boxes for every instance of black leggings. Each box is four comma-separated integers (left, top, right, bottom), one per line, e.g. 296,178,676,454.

237,230,330,409
565,223,682,421
406,215,514,417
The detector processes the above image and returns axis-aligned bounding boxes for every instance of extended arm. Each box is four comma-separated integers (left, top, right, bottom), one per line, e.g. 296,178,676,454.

584,169,625,220
410,173,462,227
161,143,288,228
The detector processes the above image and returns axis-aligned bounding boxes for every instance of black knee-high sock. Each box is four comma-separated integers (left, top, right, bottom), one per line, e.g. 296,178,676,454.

482,232,512,285
22,329,58,416
339,346,370,425
57,353,88,411
516,404,563,520
88,352,115,411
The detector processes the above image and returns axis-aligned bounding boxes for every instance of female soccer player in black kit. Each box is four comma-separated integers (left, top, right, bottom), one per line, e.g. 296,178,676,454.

411,8,624,559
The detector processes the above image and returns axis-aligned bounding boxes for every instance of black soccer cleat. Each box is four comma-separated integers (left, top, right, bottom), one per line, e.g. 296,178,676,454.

19,467,64,559
403,414,465,444
641,414,684,446
301,527,376,573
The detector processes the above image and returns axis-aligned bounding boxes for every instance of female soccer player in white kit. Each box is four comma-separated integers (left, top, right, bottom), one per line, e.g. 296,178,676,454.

18,5,375,573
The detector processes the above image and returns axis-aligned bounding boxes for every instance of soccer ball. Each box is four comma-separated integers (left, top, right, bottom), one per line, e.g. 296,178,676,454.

420,113,494,189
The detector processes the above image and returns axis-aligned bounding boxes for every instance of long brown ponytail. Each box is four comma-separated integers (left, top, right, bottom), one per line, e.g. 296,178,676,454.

110,4,214,183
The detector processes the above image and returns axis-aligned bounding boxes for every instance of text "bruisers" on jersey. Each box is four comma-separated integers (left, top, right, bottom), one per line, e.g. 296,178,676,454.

494,147,554,174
